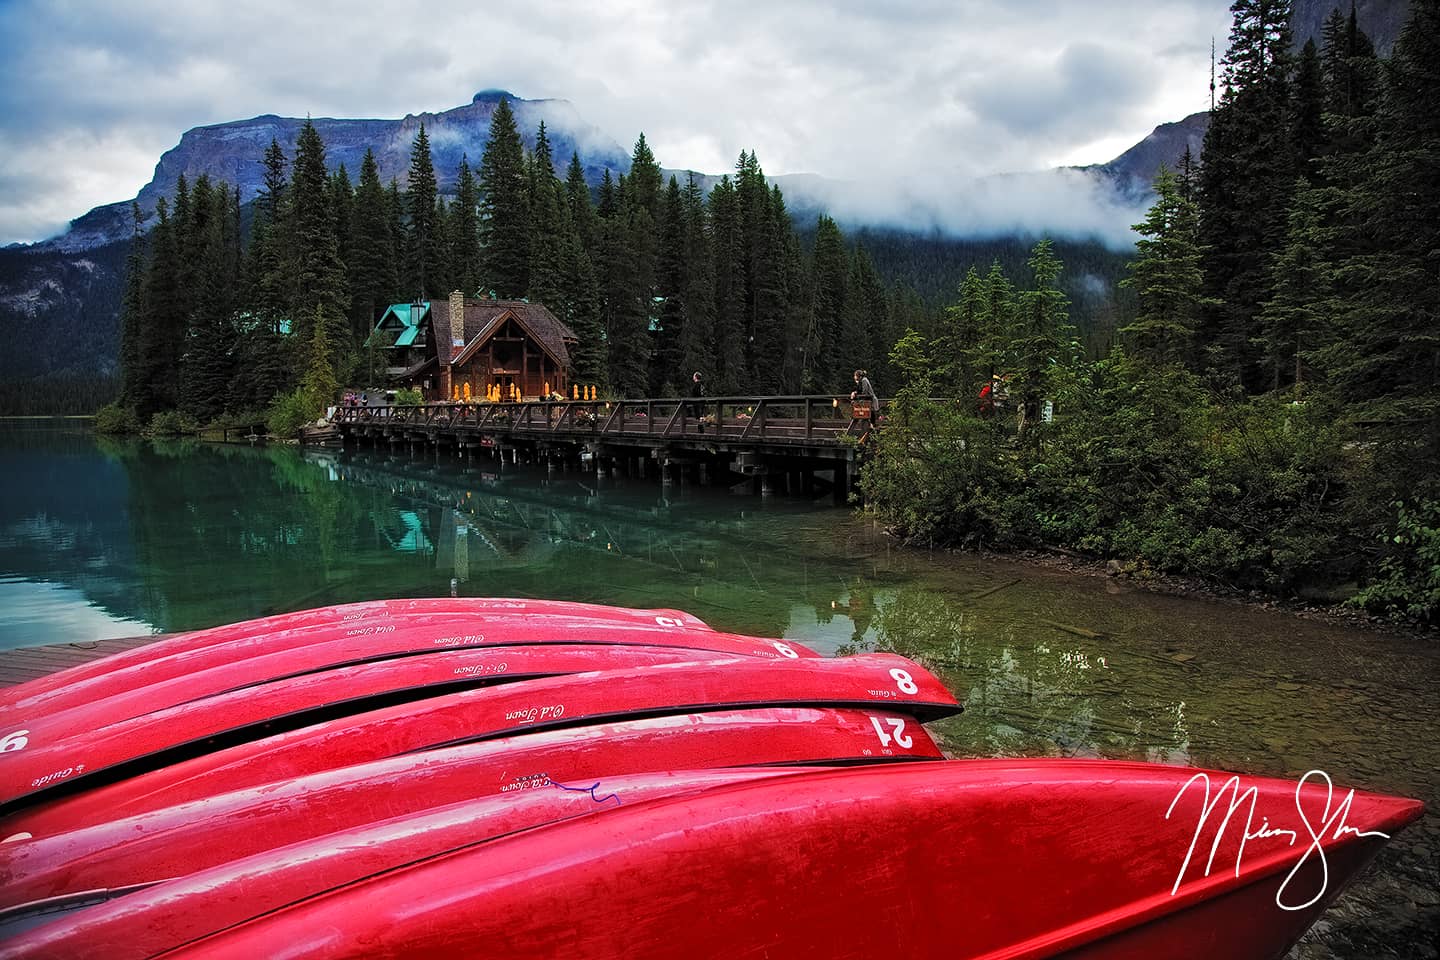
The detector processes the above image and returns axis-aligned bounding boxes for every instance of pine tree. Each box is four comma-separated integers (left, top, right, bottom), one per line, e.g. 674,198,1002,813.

1197,0,1297,389
289,119,349,369
350,149,399,341
527,124,566,308
558,152,604,385
405,124,441,299
137,197,182,417
598,180,650,396
806,215,849,391
654,176,688,392
182,182,237,421
478,97,530,296
1012,239,1076,432
1293,39,1326,175
678,174,716,385
253,139,291,330
708,175,745,392
117,203,147,409
1121,167,1205,367
938,266,986,397
1322,0,1440,444
451,155,482,295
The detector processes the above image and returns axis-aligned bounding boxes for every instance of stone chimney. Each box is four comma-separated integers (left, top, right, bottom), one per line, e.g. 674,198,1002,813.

438,289,465,401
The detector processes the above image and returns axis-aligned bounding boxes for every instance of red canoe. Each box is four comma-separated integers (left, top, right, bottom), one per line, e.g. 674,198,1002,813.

1,706,937,906
1,653,957,816
0,597,711,706
14,641,740,750
0,610,810,724
0,759,1421,960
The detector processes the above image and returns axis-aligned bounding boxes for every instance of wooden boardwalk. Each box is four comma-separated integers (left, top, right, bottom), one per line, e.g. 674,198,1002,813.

335,395,872,450
334,395,880,495
0,634,164,688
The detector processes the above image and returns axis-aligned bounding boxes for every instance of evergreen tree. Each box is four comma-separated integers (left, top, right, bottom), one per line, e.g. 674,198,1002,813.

979,259,1017,383
1121,167,1205,367
451,155,482,295
558,153,604,386
1292,39,1326,175
252,139,291,330
678,174,716,386
1012,238,1077,432
478,97,530,296
708,175,745,392
405,124,441,298
1322,0,1440,444
938,266,986,397
350,149,399,341
182,182,237,421
289,119,349,368
654,176,688,392
1197,0,1296,389
137,197,181,417
806,215,849,391
527,124,566,308
117,203,147,408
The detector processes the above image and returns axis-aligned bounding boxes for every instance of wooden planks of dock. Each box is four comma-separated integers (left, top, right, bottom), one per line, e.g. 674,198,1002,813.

0,634,166,688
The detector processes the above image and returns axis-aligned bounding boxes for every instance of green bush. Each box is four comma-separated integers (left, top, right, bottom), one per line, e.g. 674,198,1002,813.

859,393,1018,547
146,409,199,437
1351,500,1440,624
94,402,140,435
266,388,322,438
394,387,424,406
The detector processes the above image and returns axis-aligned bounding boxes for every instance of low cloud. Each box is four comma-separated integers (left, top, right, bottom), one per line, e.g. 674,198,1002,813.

791,168,1149,248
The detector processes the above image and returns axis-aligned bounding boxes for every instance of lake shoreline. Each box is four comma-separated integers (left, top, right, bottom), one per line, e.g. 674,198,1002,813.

869,525,1434,640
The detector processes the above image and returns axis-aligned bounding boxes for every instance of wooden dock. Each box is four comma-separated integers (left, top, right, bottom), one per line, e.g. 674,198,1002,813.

0,634,164,688
333,395,878,497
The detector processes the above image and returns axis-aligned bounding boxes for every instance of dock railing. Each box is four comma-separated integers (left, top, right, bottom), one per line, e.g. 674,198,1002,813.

334,395,882,446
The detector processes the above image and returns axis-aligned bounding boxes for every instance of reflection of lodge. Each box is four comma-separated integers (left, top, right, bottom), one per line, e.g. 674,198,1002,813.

322,452,828,631
369,291,576,401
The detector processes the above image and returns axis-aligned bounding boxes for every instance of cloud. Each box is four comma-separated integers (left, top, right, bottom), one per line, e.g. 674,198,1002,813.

0,0,1233,245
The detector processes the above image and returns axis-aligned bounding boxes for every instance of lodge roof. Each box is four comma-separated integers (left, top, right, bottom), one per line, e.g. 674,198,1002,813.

429,297,577,369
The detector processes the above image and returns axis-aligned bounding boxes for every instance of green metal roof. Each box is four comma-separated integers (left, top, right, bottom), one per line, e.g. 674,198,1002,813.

394,326,420,347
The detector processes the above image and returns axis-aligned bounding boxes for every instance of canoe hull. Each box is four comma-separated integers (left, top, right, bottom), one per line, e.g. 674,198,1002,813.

0,759,1421,960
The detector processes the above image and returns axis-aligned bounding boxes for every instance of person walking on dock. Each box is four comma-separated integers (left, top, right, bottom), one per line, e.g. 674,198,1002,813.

850,370,879,425
689,371,706,432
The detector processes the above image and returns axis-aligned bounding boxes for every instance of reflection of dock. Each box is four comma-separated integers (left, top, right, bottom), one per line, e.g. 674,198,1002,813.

0,634,163,687
323,452,851,621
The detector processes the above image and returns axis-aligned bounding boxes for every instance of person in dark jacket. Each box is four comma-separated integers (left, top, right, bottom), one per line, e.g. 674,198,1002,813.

689,371,705,430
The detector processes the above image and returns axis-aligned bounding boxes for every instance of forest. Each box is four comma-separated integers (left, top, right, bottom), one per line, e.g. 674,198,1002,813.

861,0,1438,624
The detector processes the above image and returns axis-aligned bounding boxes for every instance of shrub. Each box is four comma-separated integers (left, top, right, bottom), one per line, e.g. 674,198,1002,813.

147,409,199,437
266,388,322,438
394,387,424,406
94,402,140,434
1350,500,1440,625
860,392,1018,547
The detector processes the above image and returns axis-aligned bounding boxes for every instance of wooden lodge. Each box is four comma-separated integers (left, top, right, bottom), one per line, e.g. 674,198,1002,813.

370,291,577,402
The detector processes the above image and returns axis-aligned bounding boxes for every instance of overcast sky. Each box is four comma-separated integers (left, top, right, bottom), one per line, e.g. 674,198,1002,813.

0,0,1232,246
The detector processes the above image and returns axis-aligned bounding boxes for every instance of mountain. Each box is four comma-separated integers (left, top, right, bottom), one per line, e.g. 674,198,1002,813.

1290,0,1409,54
41,91,631,254
1083,112,1209,198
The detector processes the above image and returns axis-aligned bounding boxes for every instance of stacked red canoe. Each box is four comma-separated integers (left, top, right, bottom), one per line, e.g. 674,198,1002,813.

0,598,1422,959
